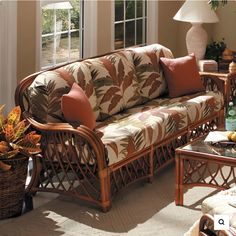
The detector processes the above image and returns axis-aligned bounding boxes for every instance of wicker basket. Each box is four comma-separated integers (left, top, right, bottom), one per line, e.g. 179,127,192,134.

0,155,29,220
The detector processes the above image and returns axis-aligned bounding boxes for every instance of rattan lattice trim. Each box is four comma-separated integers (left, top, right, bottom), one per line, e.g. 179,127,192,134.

110,153,151,197
183,159,236,189
31,130,102,204
0,156,28,219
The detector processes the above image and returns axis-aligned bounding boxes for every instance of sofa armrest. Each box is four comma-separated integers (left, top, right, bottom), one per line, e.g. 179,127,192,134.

200,72,236,107
226,72,236,104
200,72,225,94
23,111,108,170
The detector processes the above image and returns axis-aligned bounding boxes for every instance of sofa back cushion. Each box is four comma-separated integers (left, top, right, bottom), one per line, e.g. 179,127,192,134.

87,50,141,121
63,61,100,119
26,44,173,124
130,44,173,103
27,61,99,123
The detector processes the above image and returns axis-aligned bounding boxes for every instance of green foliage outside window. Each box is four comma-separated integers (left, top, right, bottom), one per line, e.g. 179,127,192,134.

42,0,80,34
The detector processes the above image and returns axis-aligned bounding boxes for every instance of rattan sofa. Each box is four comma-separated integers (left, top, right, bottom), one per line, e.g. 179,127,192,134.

15,44,226,212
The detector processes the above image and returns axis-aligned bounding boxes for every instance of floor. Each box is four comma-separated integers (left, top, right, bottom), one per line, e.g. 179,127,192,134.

0,164,223,236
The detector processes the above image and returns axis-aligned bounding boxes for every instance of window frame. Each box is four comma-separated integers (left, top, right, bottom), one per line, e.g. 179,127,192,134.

111,0,158,50
36,0,97,71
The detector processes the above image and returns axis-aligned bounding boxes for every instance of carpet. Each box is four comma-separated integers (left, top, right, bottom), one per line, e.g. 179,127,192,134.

0,164,219,236
184,220,199,236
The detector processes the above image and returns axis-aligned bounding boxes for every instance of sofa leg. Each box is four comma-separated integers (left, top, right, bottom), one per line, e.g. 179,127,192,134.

148,146,154,184
101,202,112,213
99,168,111,212
147,176,154,183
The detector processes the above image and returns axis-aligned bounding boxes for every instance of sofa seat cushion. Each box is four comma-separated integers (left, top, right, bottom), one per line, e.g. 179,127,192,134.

130,44,173,103
201,186,236,230
87,51,141,121
183,90,224,124
96,91,224,166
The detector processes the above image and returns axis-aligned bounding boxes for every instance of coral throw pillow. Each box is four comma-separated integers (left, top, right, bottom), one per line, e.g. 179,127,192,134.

160,54,205,98
61,83,96,130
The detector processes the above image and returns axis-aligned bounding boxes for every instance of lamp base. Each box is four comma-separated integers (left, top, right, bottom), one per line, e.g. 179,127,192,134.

186,23,208,61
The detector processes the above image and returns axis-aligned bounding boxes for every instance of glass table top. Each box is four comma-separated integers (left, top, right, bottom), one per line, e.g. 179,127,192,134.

180,136,236,159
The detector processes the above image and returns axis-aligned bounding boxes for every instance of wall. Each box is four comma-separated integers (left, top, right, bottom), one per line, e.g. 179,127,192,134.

97,0,112,55
17,1,37,83
157,1,180,57
212,1,236,51
0,1,17,112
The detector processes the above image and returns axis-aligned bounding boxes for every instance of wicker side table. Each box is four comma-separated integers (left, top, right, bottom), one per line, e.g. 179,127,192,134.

175,135,236,206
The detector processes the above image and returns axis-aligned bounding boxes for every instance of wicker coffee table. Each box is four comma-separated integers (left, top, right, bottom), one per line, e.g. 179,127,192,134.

175,135,236,206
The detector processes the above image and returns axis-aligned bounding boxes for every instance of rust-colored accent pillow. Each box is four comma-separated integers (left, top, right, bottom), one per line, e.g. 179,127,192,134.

61,83,96,129
160,54,205,98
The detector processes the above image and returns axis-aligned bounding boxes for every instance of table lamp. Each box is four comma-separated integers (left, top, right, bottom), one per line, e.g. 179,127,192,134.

173,0,219,61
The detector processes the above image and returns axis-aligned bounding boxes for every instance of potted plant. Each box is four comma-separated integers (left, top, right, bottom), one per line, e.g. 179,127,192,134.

0,105,41,219
205,39,227,62
208,0,228,10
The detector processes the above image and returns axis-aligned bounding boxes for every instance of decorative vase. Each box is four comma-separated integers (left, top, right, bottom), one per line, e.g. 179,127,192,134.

229,61,236,73
0,155,29,220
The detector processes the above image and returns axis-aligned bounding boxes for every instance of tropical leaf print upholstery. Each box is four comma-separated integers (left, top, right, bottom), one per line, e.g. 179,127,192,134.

130,44,173,103
27,61,99,123
25,43,224,166
63,61,100,120
96,91,224,165
87,51,141,121
27,71,70,123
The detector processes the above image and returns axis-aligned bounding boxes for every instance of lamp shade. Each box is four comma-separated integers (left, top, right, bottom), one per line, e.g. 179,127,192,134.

173,0,219,23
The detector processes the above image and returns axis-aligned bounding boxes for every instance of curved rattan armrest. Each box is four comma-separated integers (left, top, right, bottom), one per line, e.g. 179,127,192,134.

23,111,107,169
200,71,236,106
226,72,236,102
199,214,235,236
23,111,79,130
200,72,225,94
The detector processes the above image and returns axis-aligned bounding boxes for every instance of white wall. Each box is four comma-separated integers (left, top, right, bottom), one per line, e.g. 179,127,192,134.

212,1,236,51
0,1,17,114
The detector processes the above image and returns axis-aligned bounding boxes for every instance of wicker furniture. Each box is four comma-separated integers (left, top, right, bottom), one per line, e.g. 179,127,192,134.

199,214,236,236
175,135,236,206
0,155,28,219
15,44,226,212
200,71,236,104
199,186,236,236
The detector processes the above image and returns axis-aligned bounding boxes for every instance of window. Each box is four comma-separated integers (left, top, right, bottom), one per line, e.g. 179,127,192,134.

114,0,147,50
41,0,84,69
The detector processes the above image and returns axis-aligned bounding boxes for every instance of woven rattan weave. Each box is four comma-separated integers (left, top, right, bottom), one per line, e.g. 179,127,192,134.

0,155,28,219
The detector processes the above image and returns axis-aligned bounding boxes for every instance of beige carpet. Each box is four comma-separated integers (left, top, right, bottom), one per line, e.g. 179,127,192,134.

0,164,220,236
184,220,199,236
